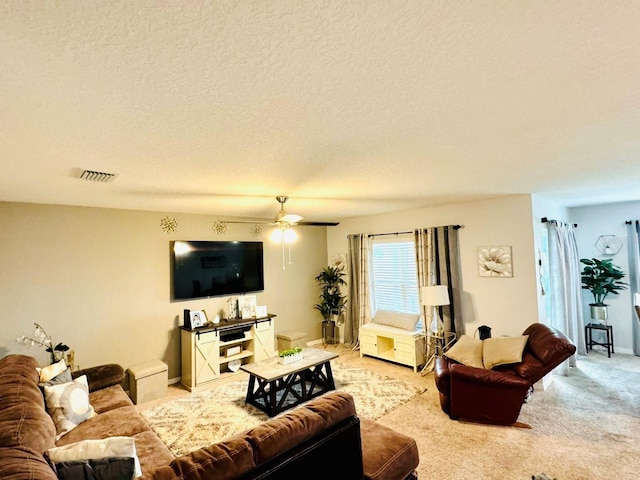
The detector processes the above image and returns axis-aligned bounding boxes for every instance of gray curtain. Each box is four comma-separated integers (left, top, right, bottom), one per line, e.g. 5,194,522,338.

626,221,640,356
414,226,463,336
346,234,370,348
547,222,583,373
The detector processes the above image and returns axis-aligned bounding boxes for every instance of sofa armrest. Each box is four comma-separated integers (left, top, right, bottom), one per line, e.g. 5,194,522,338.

72,364,125,392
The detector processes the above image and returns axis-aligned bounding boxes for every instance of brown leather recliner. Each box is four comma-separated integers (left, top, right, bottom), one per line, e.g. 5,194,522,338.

434,323,576,425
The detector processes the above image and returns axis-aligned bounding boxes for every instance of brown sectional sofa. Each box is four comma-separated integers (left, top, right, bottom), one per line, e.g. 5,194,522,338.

0,354,419,479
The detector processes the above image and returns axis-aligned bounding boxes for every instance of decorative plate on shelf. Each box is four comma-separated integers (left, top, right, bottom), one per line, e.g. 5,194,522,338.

228,359,241,372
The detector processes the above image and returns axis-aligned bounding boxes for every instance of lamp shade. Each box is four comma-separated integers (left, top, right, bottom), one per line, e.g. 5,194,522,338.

421,285,450,306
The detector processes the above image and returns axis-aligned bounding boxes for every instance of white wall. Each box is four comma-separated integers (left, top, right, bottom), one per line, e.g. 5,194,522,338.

327,195,540,337
0,202,328,378
570,200,639,353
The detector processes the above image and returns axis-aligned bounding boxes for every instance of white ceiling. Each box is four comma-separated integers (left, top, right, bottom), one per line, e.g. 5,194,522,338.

2,1,640,223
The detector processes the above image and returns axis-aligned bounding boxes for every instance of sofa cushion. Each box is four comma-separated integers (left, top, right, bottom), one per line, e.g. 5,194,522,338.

130,430,174,475
0,446,58,480
88,385,134,415
0,355,47,410
360,418,419,480
0,403,57,451
371,310,421,331
45,375,97,440
482,335,529,370
444,335,484,368
140,437,255,480
56,406,150,447
244,391,356,465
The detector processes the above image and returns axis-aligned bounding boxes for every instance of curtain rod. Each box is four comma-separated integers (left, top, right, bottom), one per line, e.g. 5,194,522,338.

367,225,463,238
625,220,638,225
540,217,577,228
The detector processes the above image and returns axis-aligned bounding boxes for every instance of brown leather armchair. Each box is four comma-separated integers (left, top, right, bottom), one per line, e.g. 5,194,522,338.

434,323,576,425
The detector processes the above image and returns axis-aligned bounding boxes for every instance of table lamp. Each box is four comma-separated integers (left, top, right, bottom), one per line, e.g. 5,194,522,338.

421,285,450,335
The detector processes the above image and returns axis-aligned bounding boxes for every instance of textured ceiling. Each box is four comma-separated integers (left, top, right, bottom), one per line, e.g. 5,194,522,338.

2,1,640,222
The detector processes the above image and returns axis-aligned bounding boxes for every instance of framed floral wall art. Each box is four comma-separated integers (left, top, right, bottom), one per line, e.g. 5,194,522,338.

478,246,513,277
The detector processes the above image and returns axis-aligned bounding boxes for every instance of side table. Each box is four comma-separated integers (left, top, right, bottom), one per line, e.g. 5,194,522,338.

585,323,614,358
421,331,456,375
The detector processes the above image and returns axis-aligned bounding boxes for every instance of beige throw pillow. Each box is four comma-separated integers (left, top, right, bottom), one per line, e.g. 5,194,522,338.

482,335,529,369
36,359,67,383
44,375,97,440
444,335,484,368
371,310,421,331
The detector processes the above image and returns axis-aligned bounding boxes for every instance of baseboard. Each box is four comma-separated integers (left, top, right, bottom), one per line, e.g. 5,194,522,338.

168,376,181,385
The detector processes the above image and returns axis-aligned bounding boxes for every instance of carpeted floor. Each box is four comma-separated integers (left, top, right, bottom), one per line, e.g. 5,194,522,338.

138,345,640,479
140,359,426,456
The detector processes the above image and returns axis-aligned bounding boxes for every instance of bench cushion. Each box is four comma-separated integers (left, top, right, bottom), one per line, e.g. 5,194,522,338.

360,418,419,480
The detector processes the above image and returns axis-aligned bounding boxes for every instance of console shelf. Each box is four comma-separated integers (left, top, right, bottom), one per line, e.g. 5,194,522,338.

180,315,275,391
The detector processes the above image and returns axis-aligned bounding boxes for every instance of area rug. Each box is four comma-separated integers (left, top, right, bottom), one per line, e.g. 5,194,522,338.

140,361,426,456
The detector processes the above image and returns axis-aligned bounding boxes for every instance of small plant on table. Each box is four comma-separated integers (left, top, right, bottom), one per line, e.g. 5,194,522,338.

278,347,304,365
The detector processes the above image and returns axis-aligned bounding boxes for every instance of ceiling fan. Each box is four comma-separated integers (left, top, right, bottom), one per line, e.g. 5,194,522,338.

221,196,339,228
272,196,339,227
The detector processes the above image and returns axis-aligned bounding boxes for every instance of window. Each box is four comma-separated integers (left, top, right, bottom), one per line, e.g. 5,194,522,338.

369,236,420,315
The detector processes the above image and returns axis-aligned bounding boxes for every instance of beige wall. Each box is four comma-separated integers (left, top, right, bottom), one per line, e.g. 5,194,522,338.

0,202,328,379
327,195,541,337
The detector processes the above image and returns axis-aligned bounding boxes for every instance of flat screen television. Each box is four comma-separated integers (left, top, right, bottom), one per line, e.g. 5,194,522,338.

171,241,264,300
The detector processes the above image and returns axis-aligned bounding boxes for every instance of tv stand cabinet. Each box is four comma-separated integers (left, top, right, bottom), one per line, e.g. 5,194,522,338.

180,315,275,392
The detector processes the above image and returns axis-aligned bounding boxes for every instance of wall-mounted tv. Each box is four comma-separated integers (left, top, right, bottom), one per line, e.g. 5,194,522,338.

171,241,264,300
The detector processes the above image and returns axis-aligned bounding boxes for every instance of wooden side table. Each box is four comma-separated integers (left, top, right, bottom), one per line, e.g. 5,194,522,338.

585,323,614,358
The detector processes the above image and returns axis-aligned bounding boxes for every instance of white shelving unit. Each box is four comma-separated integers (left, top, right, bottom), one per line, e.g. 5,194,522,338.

359,323,425,372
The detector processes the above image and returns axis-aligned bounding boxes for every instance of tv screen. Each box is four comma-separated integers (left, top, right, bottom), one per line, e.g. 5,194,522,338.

171,241,264,300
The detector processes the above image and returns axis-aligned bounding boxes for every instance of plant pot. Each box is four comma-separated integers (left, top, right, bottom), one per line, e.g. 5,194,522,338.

322,320,338,344
589,304,608,322
278,351,304,365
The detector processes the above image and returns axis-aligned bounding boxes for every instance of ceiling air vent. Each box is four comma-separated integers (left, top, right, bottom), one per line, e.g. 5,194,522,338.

79,169,117,183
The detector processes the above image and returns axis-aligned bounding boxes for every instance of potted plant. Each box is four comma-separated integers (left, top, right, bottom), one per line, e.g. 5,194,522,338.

278,347,304,365
313,265,347,344
580,258,628,321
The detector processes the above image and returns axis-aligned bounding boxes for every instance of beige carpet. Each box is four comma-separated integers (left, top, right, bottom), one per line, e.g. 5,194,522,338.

140,360,426,456
139,346,640,479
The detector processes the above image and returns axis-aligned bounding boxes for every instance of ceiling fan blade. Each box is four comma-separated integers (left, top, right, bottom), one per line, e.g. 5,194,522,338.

298,221,340,226
280,213,303,224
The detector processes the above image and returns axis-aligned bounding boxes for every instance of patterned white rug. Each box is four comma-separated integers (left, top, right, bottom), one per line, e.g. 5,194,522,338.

140,361,426,456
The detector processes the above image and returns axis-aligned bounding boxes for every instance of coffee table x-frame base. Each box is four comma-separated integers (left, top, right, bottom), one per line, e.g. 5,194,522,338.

245,361,336,416
241,348,339,416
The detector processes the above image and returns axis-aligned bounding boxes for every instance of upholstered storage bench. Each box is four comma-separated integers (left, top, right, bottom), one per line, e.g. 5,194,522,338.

277,330,307,351
359,310,425,372
127,359,168,405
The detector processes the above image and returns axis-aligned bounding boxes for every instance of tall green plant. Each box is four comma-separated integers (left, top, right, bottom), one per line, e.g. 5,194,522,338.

313,266,347,321
580,258,628,305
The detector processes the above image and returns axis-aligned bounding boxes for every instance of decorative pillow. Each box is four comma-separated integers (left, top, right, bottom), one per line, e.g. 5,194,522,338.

371,310,421,331
444,335,484,368
48,437,142,478
44,375,97,440
36,359,67,383
482,335,529,370
54,457,135,480
39,367,73,392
